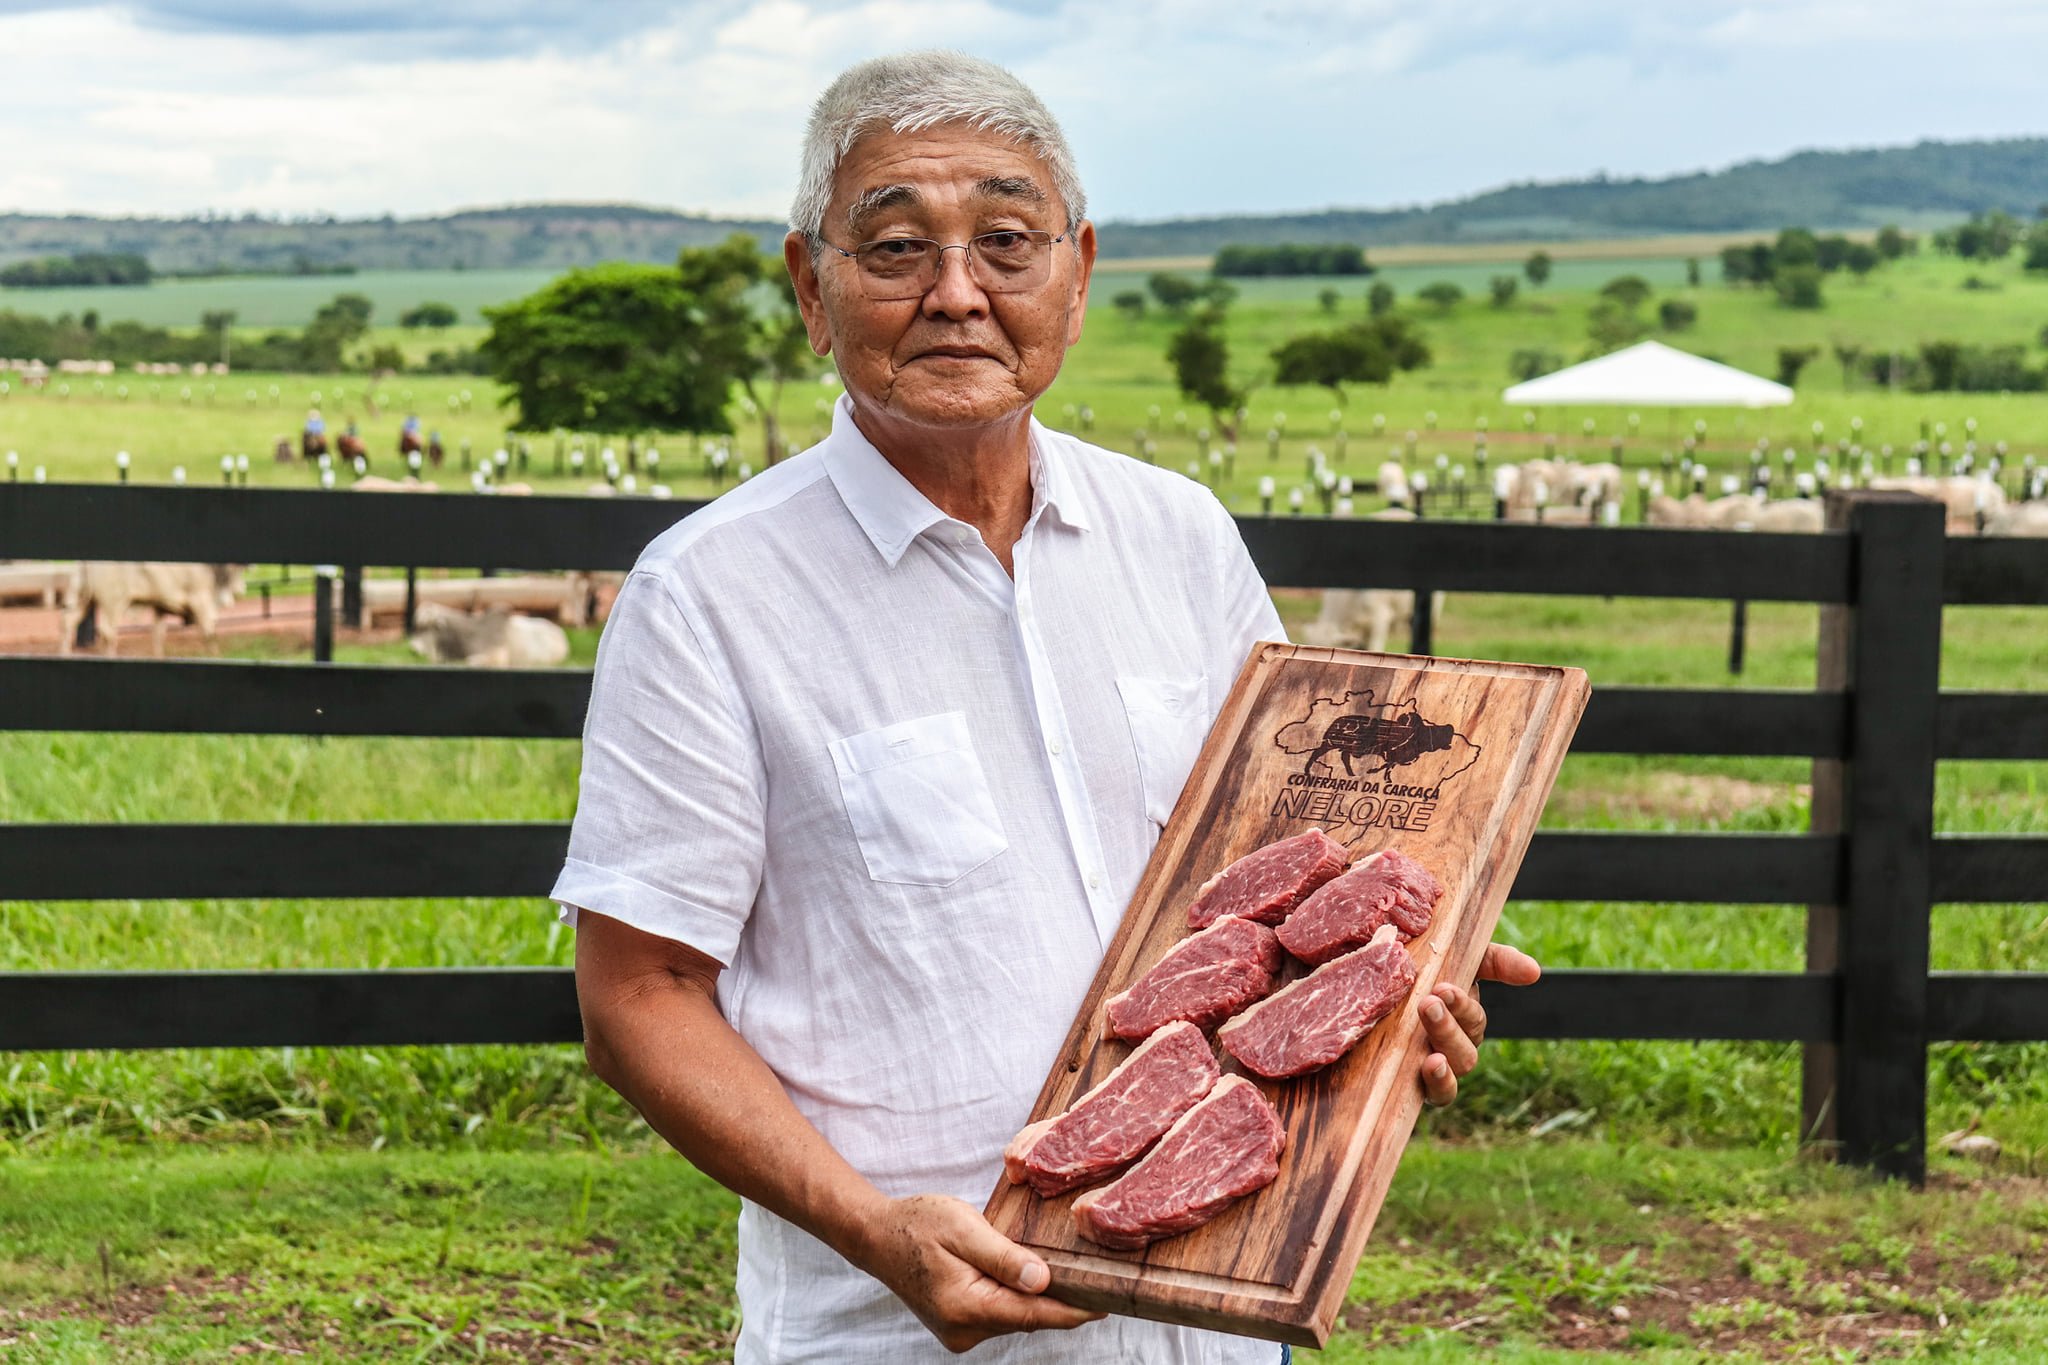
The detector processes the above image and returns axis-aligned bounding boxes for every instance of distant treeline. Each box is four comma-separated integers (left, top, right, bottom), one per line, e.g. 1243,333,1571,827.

160,258,359,280
1212,243,1372,277
0,252,153,288
1719,225,1912,285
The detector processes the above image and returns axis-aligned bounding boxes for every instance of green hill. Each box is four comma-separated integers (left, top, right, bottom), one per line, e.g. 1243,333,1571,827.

1,136,2043,272
1101,137,2048,257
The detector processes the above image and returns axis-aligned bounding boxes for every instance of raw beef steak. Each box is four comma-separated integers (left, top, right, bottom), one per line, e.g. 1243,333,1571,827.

1185,828,1350,928
1106,914,1286,1041
1002,1021,1220,1198
1219,924,1418,1078
1071,1075,1286,1250
1275,848,1443,967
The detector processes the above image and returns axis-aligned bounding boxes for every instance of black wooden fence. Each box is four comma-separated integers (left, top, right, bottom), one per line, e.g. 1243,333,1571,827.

3,483,2045,1185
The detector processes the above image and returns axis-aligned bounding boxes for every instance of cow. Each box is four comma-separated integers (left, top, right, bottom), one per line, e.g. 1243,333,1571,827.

1305,709,1456,776
59,562,246,657
408,603,570,668
1984,502,2048,537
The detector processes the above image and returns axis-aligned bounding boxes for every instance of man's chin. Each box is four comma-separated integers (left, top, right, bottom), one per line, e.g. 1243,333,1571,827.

881,377,1037,430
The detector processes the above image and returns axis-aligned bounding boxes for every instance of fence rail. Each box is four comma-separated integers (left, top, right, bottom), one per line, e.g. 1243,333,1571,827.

3,482,2045,1182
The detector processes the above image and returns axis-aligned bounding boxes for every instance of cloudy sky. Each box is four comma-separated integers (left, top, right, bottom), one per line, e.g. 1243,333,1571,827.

1,0,2043,224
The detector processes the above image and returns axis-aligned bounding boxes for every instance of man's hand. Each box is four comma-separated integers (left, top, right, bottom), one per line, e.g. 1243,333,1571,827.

1417,941,1541,1108
856,1194,1105,1354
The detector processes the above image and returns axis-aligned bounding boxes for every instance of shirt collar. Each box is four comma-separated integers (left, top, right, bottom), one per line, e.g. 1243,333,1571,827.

819,393,1091,567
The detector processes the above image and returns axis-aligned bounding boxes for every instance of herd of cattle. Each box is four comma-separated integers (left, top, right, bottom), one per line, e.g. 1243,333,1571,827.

2,456,2042,662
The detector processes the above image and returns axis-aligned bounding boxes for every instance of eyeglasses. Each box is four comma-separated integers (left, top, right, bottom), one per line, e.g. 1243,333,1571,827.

821,229,1071,300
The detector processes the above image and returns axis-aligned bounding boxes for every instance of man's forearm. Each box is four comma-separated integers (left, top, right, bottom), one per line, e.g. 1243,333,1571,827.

583,973,887,1268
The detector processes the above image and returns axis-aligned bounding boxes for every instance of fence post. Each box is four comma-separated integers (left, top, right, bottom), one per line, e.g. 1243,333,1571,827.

313,566,335,664
1802,489,1944,1183
1408,589,1434,656
340,565,363,629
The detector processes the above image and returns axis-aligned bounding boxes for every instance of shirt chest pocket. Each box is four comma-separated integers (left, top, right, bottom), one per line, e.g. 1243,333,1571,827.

828,710,1009,887
1116,674,1208,830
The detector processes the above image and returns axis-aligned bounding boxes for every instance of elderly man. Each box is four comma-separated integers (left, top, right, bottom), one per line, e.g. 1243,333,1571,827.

554,50,1538,1363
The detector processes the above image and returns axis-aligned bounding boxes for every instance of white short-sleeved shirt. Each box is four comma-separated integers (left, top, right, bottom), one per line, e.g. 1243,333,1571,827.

552,395,1286,1364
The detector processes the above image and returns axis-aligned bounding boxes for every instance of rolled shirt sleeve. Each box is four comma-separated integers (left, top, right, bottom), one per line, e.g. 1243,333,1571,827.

550,570,766,967
1207,493,1289,702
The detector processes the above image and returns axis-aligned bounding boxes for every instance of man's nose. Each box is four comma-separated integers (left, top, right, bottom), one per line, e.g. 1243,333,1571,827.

921,244,989,320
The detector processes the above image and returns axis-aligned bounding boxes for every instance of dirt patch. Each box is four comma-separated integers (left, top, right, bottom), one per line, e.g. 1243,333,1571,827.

1548,772,1809,826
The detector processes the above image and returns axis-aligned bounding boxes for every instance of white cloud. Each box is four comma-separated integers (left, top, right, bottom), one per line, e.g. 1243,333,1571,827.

0,0,2042,222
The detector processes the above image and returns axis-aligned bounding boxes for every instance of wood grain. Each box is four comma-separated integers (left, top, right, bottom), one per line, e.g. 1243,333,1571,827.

985,644,1590,1346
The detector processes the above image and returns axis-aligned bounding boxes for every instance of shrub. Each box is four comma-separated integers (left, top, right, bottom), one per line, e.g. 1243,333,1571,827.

1417,281,1464,311
1657,299,1697,332
1488,275,1518,308
1774,265,1825,309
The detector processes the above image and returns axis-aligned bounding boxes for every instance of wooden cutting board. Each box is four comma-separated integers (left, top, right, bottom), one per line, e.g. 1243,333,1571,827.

985,643,1590,1346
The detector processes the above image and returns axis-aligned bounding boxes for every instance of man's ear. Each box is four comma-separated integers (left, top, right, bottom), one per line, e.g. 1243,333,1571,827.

784,231,834,357
1065,220,1098,348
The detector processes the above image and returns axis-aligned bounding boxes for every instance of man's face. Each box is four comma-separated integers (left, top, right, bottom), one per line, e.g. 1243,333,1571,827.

786,122,1096,434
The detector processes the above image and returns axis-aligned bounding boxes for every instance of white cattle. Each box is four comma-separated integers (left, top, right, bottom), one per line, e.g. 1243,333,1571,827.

59,562,246,656
408,603,571,668
1868,476,2006,534
1983,502,2048,537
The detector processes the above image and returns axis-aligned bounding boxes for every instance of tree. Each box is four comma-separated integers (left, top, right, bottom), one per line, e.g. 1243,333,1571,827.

300,292,373,370
671,233,815,462
1416,281,1463,312
1148,272,1202,313
1657,298,1697,331
1523,250,1552,287
400,301,460,328
1585,299,1647,354
1112,289,1146,320
1599,275,1653,310
1488,275,1518,308
201,308,236,366
1875,224,1909,259
1773,264,1825,309
482,261,735,434
1269,315,1430,404
1168,312,1246,439
1317,286,1340,314
2023,222,2048,273
1844,242,1880,278
1775,344,1819,387
1774,227,1820,269
1685,257,1702,287
1367,280,1395,316
1509,348,1562,381
1832,340,1863,387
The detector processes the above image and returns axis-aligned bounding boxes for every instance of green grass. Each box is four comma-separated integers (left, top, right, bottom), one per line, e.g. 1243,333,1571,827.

4,1139,2045,1361
7,247,2048,510
0,269,561,330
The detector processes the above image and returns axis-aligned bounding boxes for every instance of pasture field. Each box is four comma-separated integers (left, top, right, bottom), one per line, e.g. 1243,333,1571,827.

5,237,2046,1357
5,1139,2047,1361
7,248,2048,521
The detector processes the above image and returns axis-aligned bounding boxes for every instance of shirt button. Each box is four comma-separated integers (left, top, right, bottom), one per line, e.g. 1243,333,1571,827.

1049,739,1064,756
1088,873,1103,890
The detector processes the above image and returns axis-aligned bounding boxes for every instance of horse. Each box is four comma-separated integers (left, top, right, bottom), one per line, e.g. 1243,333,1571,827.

337,432,367,463
426,433,446,468
399,429,424,459
301,431,329,461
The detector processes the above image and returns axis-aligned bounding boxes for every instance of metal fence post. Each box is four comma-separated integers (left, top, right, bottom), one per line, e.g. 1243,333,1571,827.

1802,490,1945,1183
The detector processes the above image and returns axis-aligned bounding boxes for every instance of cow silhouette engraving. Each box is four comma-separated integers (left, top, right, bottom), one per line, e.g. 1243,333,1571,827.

1305,710,1457,776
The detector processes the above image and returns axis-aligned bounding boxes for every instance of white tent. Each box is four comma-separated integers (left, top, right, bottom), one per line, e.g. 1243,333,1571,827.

1502,340,1792,408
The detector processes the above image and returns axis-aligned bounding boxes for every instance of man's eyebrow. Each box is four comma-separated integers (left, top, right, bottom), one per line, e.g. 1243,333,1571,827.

846,184,924,235
971,175,1048,208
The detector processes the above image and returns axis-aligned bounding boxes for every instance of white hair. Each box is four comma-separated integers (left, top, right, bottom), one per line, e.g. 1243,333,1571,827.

790,50,1086,248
